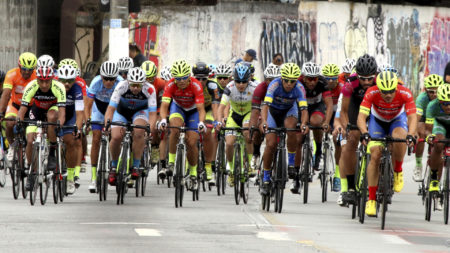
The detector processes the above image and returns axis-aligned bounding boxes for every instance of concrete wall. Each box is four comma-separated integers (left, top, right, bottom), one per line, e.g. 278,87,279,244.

0,0,37,71
127,1,450,94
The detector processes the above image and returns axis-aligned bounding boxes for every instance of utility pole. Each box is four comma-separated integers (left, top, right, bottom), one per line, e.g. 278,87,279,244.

109,0,129,61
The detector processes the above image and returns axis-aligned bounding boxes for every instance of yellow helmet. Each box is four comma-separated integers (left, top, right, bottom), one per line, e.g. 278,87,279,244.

59,58,79,69
18,52,37,69
376,71,398,91
424,74,443,89
322,63,340,77
437,83,450,102
141,60,157,78
280,63,301,79
171,60,191,78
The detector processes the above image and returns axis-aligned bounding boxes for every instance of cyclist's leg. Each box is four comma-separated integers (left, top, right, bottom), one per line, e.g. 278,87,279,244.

5,100,18,145
242,113,253,166
261,109,280,189
415,118,427,173
165,103,186,177
340,130,359,193
429,121,447,192
131,111,149,174
309,104,325,170
109,111,126,165
225,112,238,174
203,110,215,180
390,113,408,192
63,129,81,193
285,106,298,170
185,109,200,178
90,104,105,180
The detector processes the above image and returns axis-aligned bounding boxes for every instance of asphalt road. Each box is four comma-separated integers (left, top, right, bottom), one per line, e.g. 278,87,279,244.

0,155,449,253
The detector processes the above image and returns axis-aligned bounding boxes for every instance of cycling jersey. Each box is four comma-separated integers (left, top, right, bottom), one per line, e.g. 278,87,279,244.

426,100,450,137
200,79,220,109
65,83,84,121
338,72,348,86
109,80,157,114
330,83,343,111
298,76,331,106
251,81,269,110
21,80,66,109
220,80,257,116
87,75,123,114
263,78,307,110
150,77,166,110
3,67,37,106
54,76,87,96
162,77,204,111
216,83,225,99
415,92,432,118
342,74,376,125
359,85,416,122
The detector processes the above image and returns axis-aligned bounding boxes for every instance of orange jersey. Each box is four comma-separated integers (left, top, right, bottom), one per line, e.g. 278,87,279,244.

3,67,36,106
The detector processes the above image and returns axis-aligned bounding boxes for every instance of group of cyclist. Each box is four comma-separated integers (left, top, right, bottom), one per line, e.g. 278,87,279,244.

0,50,449,219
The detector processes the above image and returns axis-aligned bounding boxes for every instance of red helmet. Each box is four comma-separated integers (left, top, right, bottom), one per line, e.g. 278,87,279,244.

36,66,53,80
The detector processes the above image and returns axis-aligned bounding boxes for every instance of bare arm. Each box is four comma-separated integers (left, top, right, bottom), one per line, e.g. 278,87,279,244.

340,96,350,128
104,106,115,125
148,111,157,131
323,96,333,126
211,103,219,121
196,103,206,122
249,108,260,129
407,113,418,136
159,101,170,120
84,97,94,121
75,110,84,131
17,106,27,121
357,112,369,134
58,107,66,126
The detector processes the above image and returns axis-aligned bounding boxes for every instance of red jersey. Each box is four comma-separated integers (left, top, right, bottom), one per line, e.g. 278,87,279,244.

251,81,269,109
162,77,204,110
359,85,416,122
54,76,87,96
330,83,342,111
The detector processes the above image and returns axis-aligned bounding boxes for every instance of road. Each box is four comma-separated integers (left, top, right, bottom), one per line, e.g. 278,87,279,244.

0,155,448,253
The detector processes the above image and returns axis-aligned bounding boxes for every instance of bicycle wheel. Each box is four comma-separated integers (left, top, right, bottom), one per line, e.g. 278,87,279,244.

381,161,390,230
0,154,5,188
116,143,128,205
21,171,28,199
175,145,184,208
321,146,329,203
11,147,21,199
29,144,40,206
443,162,449,224
135,173,140,197
40,173,49,205
98,142,105,201
359,155,369,224
52,175,58,204
234,145,241,205
302,144,311,204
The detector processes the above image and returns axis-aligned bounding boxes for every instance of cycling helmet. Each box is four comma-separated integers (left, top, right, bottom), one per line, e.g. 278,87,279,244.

37,54,55,68
342,58,356,73
160,65,172,81
57,64,77,79
301,62,321,77
263,63,281,79
100,60,119,78
127,67,146,83
192,62,210,77
242,62,255,74
233,63,251,82
18,52,37,69
280,63,301,79
377,63,398,74
208,64,217,77
437,83,450,102
424,74,444,89
322,63,340,77
58,58,79,69
36,66,54,80
118,56,134,71
376,71,398,91
141,60,157,78
355,54,377,76
216,64,233,77
171,60,191,78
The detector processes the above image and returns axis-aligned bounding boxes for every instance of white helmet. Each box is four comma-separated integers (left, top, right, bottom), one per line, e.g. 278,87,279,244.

58,64,77,79
377,63,398,74
160,65,172,81
118,56,134,71
100,61,119,78
301,62,321,77
216,64,233,76
37,54,55,68
127,67,146,83
342,58,356,73
263,63,281,79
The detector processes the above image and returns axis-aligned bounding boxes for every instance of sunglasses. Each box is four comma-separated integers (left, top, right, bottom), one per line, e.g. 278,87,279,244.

20,67,34,71
440,101,450,106
282,78,297,84
103,76,116,82
325,77,338,81
217,76,229,80
130,82,143,87
305,76,318,82
59,78,75,84
358,75,375,81
175,75,189,81
235,80,248,84
196,77,208,81
380,89,396,95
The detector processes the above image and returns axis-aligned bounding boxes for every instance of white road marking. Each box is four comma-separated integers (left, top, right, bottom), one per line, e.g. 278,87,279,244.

382,235,410,245
256,231,290,241
80,222,159,225
135,228,162,237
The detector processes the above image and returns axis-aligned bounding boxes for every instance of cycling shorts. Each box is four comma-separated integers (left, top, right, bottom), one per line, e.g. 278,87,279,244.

26,105,59,135
225,110,250,136
433,119,450,138
368,112,408,147
112,109,149,127
267,105,298,128
91,102,105,131
5,100,20,118
169,102,199,131
60,115,76,136
205,108,214,123
307,102,326,121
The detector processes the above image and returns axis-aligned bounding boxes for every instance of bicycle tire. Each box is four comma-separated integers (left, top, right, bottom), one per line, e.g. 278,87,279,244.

11,146,20,199
359,154,369,224
116,142,128,205
29,144,40,206
175,145,184,208
98,142,105,201
52,175,58,204
21,172,28,199
40,175,49,205
157,160,161,185
141,168,148,196
443,160,449,224
234,144,241,205
321,146,329,203
135,173,140,197
0,157,5,187
425,191,432,221
381,160,390,230
302,143,311,204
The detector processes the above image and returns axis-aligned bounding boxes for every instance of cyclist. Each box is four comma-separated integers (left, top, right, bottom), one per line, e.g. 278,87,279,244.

37,54,55,68
160,65,172,81
336,54,378,205
208,63,217,81
357,71,417,216
58,64,84,193
216,63,257,186
339,58,356,85
18,66,66,190
118,56,134,79
425,83,450,211
260,63,308,195
250,63,280,170
414,74,443,181
106,67,157,185
158,60,206,185
85,61,123,189
321,63,343,192
0,52,37,163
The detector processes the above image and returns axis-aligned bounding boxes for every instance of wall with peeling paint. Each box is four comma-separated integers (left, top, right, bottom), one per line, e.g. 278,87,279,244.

129,1,450,94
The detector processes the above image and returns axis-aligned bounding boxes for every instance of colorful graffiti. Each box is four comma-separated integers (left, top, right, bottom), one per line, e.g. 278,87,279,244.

129,15,160,67
427,16,450,77
260,18,315,70
367,5,386,64
318,22,339,65
344,18,367,60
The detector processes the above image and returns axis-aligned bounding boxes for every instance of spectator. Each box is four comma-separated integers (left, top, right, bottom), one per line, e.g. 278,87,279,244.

243,49,257,62
445,61,450,83
129,43,147,67
272,53,284,66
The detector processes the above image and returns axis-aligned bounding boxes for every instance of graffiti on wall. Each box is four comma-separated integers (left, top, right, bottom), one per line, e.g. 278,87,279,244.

318,22,339,65
129,14,161,67
344,18,367,60
427,16,450,77
260,18,315,70
367,5,386,64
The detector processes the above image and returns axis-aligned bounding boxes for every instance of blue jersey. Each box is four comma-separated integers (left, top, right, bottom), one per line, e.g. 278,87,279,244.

263,78,307,110
109,80,157,114
66,83,84,121
87,75,123,114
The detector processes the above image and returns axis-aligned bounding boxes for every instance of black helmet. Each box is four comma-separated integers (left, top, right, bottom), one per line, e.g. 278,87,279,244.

355,54,377,76
192,62,209,77
0,70,5,84
233,63,251,82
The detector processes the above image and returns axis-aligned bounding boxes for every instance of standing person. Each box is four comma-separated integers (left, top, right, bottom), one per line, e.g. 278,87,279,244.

129,43,147,67
444,61,450,83
236,49,258,65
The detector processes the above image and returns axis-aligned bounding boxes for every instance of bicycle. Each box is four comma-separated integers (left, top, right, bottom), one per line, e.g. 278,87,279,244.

355,140,370,223
139,130,152,197
221,127,251,205
156,130,171,188
261,127,300,213
320,132,335,203
215,129,227,196
299,126,322,204
88,120,110,201
110,121,150,205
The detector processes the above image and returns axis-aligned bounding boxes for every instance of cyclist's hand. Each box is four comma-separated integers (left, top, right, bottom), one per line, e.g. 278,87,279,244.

198,121,206,133
83,123,91,135
214,120,222,131
332,126,342,137
260,122,267,133
158,118,167,131
360,132,371,145
406,134,416,147
426,134,436,145
322,123,330,133
73,129,82,139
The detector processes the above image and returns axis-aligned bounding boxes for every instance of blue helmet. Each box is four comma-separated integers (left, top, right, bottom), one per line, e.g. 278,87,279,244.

234,63,251,82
